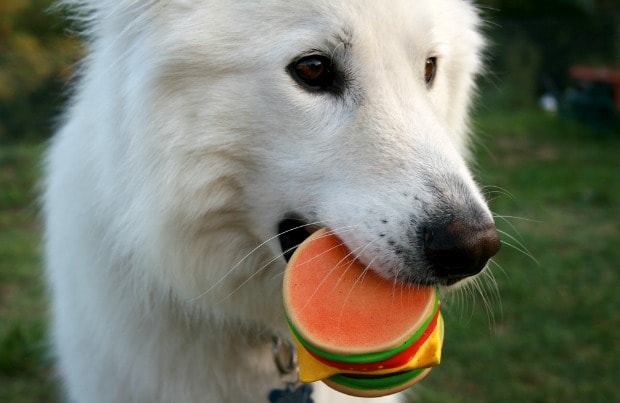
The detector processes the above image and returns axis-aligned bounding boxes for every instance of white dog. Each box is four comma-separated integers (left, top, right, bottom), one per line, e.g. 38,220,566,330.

44,1,499,402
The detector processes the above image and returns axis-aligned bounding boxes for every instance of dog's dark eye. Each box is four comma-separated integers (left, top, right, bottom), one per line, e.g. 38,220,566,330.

425,57,437,87
288,55,343,94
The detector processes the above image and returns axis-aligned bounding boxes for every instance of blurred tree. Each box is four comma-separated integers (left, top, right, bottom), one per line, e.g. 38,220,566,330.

478,0,584,17
0,0,82,142
476,0,619,109
0,0,617,142
477,0,620,16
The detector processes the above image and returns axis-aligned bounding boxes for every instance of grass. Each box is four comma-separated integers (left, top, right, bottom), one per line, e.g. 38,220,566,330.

1,107,619,402
414,108,620,402
0,144,57,402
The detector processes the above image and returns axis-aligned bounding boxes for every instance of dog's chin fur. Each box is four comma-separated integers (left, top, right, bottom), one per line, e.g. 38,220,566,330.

44,1,488,402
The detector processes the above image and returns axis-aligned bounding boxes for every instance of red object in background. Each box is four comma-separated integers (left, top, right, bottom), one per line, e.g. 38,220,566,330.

569,66,620,111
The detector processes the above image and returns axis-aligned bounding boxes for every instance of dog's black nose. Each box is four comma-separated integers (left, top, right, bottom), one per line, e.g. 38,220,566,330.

424,220,500,283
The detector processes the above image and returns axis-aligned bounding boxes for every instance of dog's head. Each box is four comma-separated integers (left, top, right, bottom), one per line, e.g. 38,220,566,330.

227,0,500,287
72,0,498,300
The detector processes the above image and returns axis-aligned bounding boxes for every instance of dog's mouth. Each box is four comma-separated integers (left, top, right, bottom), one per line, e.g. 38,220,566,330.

278,217,318,262
278,216,499,288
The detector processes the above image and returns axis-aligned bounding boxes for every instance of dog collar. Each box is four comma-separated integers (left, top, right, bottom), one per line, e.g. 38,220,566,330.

268,336,314,402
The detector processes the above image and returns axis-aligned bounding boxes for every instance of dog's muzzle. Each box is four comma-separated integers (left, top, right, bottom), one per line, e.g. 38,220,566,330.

277,215,500,287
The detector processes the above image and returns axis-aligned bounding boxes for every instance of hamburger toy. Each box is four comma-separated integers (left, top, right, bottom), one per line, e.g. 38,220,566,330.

283,228,444,398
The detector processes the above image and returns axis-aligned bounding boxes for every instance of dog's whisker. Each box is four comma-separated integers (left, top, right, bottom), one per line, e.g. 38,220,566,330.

487,258,508,280
490,212,538,268
188,219,330,302
482,185,515,200
484,264,503,305
280,225,365,315
497,234,538,265
485,194,504,203
336,239,381,325
442,261,502,330
495,227,531,253
215,253,284,305
264,224,365,284
188,221,353,302
474,269,502,330
492,213,537,242
493,214,540,223
475,283,496,329
444,284,475,325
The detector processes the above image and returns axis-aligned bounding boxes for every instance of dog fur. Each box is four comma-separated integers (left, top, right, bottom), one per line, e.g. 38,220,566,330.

44,1,489,401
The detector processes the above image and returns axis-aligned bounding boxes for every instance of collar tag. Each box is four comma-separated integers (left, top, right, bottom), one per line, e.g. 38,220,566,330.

268,383,314,403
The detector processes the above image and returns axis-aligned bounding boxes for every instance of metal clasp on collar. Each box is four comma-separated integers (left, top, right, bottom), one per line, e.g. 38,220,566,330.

270,336,314,403
272,336,298,379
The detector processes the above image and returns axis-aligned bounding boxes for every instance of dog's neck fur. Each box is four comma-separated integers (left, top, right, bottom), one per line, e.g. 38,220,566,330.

135,290,290,400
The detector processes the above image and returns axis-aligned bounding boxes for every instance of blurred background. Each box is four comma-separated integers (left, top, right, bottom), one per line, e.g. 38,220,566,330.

1,0,619,401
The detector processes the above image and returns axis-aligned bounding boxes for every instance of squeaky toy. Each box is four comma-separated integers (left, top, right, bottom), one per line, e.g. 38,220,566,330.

283,228,444,398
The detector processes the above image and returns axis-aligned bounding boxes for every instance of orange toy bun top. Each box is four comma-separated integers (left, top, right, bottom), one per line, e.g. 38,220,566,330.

283,228,438,356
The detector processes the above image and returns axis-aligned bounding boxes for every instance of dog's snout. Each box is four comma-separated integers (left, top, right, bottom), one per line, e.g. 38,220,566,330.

424,220,500,283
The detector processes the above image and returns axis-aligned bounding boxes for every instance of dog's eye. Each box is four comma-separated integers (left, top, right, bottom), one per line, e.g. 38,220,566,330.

288,55,343,94
425,57,437,87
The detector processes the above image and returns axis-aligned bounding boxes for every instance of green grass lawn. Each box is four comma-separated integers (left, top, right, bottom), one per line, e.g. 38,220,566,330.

415,109,620,402
1,109,619,402
0,144,57,402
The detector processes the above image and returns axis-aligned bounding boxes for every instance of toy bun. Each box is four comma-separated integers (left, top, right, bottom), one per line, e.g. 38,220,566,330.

283,229,444,397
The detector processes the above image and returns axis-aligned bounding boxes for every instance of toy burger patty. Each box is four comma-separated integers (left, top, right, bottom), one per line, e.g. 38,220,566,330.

283,229,444,398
